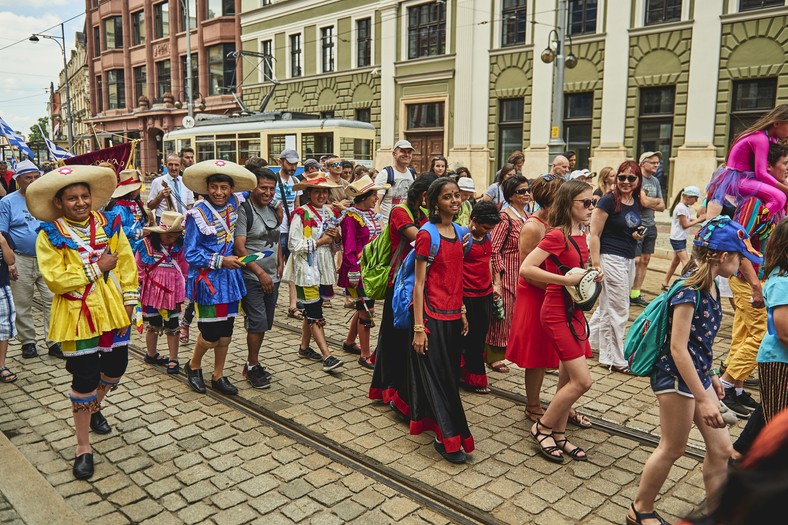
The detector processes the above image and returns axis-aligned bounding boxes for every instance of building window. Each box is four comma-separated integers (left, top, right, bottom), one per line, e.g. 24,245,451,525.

354,139,373,161
320,111,335,119
261,40,273,82
267,135,288,164
154,2,169,39
569,0,597,35
107,69,125,109
407,2,446,59
302,133,333,160
740,0,784,10
93,26,101,54
564,92,593,169
206,0,235,18
208,44,236,95
729,78,777,144
156,59,171,100
356,108,371,122
357,18,372,68
95,75,103,113
497,98,524,168
407,102,444,130
638,86,675,188
180,0,197,32
180,53,199,100
501,0,526,47
133,66,147,103
131,11,145,46
644,0,682,26
104,16,123,49
290,34,302,77
321,27,335,73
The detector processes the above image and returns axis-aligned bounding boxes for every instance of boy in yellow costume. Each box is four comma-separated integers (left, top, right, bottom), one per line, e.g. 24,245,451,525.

27,165,139,480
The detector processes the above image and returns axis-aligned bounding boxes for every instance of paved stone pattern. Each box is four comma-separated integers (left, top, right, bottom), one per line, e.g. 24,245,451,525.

0,489,23,524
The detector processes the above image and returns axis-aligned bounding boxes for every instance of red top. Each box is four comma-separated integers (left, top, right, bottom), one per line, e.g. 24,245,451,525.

463,236,493,298
388,205,426,284
415,228,464,321
539,229,589,302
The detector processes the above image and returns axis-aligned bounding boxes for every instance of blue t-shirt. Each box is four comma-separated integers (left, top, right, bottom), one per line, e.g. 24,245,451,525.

0,191,40,256
596,192,641,259
757,269,788,365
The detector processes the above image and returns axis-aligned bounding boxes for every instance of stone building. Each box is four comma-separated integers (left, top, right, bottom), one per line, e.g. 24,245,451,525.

239,0,787,200
52,32,92,156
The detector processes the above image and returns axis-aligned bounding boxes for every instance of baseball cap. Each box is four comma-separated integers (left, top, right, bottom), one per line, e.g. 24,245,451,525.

13,159,42,179
569,169,596,180
393,139,414,151
693,216,762,264
457,177,476,193
303,158,320,170
681,186,701,198
639,151,662,164
279,149,300,163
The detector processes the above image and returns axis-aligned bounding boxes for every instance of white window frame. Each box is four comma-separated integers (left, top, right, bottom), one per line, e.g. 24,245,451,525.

259,38,275,83
400,0,453,61
492,0,533,49
287,31,302,79
634,0,691,28
351,14,375,69
317,23,337,73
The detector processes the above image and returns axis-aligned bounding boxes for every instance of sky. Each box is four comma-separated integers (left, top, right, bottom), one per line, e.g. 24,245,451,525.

0,2,85,140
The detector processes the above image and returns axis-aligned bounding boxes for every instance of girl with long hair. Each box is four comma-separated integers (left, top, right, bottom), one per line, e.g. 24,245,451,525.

594,166,616,203
430,155,448,177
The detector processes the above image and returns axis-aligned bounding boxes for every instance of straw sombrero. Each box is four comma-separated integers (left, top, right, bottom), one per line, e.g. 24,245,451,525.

292,176,341,192
183,159,256,194
345,175,390,198
112,168,143,198
26,165,117,222
143,210,184,234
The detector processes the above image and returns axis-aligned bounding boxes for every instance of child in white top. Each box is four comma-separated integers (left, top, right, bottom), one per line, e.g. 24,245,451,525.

661,186,705,290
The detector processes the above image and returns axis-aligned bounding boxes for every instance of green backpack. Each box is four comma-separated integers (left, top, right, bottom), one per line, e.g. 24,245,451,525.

360,204,414,300
624,279,700,376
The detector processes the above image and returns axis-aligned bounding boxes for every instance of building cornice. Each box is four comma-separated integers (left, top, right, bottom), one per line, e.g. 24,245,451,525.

628,20,694,37
720,5,788,24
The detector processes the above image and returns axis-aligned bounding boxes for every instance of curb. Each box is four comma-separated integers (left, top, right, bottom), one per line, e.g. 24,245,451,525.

0,431,87,525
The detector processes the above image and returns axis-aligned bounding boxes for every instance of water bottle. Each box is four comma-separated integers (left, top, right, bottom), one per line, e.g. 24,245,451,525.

493,296,505,320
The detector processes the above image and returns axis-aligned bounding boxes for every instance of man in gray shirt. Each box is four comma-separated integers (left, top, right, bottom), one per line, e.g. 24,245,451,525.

631,151,666,307
235,166,282,389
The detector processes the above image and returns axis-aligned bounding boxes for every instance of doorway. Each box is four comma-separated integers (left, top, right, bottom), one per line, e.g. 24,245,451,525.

405,132,444,174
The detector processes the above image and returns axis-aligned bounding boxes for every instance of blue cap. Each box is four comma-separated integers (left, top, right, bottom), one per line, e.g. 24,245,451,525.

693,216,763,264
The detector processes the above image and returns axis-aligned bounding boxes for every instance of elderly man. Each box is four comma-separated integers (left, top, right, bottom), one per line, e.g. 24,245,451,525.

630,151,666,307
0,160,61,358
374,140,416,224
549,155,570,179
147,154,194,221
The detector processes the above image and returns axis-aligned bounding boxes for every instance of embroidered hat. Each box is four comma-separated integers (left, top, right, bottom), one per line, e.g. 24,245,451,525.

112,168,143,198
458,177,476,193
182,159,257,194
12,159,42,180
292,176,341,192
344,175,390,198
143,210,184,234
26,165,117,222
693,215,763,264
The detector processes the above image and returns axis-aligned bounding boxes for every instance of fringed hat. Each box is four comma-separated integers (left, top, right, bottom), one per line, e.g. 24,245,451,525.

112,168,143,198
143,210,184,234
292,176,341,192
182,159,257,194
26,165,117,222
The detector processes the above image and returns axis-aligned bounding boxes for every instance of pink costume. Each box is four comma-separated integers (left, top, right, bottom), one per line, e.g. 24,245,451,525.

135,237,189,311
707,130,785,216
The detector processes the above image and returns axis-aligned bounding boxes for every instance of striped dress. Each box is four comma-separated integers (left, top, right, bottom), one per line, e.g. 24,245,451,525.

486,211,525,348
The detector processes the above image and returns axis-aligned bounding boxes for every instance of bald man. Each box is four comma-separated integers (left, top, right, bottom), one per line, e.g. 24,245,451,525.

549,155,570,179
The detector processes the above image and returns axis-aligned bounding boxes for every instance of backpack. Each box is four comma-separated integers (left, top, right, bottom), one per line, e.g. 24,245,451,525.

391,221,469,330
240,199,281,231
624,280,700,376
360,204,414,300
384,165,417,186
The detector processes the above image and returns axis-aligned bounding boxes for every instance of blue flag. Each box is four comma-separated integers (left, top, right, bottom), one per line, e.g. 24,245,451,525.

39,125,74,160
0,116,35,160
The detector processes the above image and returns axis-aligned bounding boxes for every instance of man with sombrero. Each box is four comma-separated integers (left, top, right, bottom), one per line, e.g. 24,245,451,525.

181,159,256,396
27,165,140,480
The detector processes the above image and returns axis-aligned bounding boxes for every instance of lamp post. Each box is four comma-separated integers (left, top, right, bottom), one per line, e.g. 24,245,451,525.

539,0,577,162
30,23,74,150
184,0,194,119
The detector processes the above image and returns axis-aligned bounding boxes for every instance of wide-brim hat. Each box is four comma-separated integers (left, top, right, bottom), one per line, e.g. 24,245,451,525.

183,159,257,194
345,175,389,198
26,165,117,222
112,168,143,198
143,210,184,234
292,176,341,192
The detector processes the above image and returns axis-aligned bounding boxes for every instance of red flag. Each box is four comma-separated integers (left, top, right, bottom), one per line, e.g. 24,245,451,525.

63,143,132,175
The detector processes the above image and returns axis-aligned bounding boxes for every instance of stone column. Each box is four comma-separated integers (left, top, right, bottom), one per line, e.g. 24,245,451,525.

376,4,398,166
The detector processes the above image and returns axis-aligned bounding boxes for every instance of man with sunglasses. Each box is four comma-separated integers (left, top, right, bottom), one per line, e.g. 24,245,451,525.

324,155,351,209
631,151,665,307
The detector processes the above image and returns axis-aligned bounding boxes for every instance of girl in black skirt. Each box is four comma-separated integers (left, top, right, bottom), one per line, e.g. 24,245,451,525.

410,178,473,463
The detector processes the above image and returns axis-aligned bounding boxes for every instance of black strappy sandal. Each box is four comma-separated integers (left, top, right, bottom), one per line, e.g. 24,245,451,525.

552,431,588,461
626,503,669,525
529,419,564,463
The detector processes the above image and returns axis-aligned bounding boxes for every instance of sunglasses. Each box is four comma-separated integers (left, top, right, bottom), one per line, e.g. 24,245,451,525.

617,175,638,183
328,162,343,167
541,174,556,181
514,188,530,195
574,198,595,209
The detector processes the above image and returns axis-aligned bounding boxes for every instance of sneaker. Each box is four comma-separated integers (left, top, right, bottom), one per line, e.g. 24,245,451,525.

298,347,323,361
743,377,759,389
721,387,751,418
736,390,758,412
719,402,738,426
322,355,344,372
630,296,650,308
21,343,38,358
243,364,271,389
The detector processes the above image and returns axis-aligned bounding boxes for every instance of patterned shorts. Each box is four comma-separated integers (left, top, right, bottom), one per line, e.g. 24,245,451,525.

0,286,16,341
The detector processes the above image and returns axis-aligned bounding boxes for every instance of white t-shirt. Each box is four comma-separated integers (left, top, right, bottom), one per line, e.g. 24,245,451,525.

148,174,195,217
375,166,414,223
670,202,692,241
275,175,302,233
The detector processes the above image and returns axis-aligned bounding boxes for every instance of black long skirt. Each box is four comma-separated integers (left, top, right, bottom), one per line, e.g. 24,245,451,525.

408,317,474,454
460,294,491,387
369,285,411,413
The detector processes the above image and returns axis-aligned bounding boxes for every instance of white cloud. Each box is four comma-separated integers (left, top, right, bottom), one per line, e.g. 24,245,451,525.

0,0,71,7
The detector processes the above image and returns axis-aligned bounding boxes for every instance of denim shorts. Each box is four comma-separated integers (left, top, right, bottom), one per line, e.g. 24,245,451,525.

651,366,712,398
669,239,687,252
635,225,658,256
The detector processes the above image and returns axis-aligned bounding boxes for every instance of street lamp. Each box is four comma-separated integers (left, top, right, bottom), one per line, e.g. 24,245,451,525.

29,23,74,150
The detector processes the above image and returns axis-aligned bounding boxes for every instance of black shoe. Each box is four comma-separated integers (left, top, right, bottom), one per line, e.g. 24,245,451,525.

144,352,169,365
630,296,650,308
433,440,466,464
721,387,751,418
322,355,343,372
358,356,375,370
736,390,758,412
389,400,409,423
298,347,322,361
47,343,65,359
743,377,759,389
90,411,112,434
184,362,206,394
21,343,38,358
211,376,238,396
73,453,94,480
342,342,361,355
243,364,271,389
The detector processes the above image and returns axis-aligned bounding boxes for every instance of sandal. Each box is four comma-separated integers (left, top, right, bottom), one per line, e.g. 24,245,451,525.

0,367,17,383
525,403,545,422
342,342,362,355
568,411,593,428
488,361,510,373
660,284,669,292
167,359,180,375
179,324,189,344
287,307,304,320
552,431,588,461
358,356,375,370
144,352,169,365
472,386,490,394
626,503,669,525
529,419,564,463
609,364,634,375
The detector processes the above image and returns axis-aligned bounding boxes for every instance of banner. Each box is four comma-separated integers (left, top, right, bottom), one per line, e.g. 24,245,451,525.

0,116,35,160
39,125,74,161
63,142,132,175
